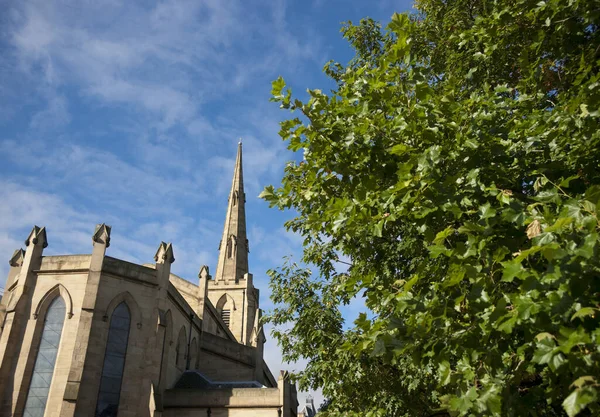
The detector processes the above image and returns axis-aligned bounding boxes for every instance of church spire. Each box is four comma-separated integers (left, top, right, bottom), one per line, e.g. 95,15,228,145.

214,141,248,282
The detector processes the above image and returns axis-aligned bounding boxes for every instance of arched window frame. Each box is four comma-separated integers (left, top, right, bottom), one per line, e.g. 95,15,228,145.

189,337,198,370
175,326,187,370
22,293,68,417
95,302,131,417
158,309,173,391
226,235,237,259
33,284,73,320
95,292,141,417
216,294,235,329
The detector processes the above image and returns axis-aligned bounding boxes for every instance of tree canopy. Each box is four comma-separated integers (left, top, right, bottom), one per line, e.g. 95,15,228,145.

261,0,599,416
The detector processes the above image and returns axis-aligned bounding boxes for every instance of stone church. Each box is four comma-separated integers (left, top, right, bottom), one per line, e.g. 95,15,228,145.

0,143,298,417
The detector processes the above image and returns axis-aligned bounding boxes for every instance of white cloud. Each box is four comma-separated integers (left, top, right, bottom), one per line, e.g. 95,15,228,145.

0,139,207,212
7,0,323,130
0,177,215,284
0,181,96,284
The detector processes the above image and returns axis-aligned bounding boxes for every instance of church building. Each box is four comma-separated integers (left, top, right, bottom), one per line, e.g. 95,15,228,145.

0,143,298,417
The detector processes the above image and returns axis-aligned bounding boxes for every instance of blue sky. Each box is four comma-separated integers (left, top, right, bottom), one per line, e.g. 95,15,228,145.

0,0,413,408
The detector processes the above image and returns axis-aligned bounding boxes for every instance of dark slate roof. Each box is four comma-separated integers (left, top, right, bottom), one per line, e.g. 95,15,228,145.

300,406,317,417
173,371,212,389
173,371,264,390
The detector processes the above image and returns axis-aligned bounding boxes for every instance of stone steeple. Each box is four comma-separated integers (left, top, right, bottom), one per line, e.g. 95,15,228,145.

214,141,248,282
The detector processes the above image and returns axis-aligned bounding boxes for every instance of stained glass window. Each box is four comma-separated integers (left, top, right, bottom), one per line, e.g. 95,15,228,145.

95,302,130,417
23,296,66,417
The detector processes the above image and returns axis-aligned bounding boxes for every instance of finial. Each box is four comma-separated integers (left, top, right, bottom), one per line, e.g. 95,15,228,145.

93,223,112,247
25,226,48,248
199,265,211,280
9,249,25,267
238,137,242,145
154,241,175,264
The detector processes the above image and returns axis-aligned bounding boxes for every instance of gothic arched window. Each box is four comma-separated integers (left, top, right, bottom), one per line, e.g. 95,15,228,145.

226,238,233,259
216,295,232,328
23,296,66,416
175,327,187,370
226,235,237,259
96,302,131,417
189,338,198,369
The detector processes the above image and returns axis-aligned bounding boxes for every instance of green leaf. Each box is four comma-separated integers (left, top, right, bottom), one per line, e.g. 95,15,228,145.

532,337,556,365
271,76,286,97
545,216,573,233
585,185,600,204
449,394,474,414
388,12,410,34
501,260,525,282
477,387,502,416
480,203,497,220
429,244,449,258
466,67,478,79
388,143,411,156
494,84,512,94
570,376,596,389
496,189,512,205
373,220,384,237
576,233,597,258
549,352,566,372
492,247,510,262
582,200,596,215
372,338,386,356
416,82,433,101
439,360,452,386
562,387,598,417
560,175,580,188
535,332,554,341
571,307,597,321
433,226,454,244
535,189,559,203
443,264,465,288
259,186,277,205
497,314,517,333
458,222,485,234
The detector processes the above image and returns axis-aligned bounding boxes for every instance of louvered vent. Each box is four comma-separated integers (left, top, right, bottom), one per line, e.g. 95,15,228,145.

221,309,231,327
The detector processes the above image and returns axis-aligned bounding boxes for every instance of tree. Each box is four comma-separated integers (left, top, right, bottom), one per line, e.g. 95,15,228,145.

262,1,600,416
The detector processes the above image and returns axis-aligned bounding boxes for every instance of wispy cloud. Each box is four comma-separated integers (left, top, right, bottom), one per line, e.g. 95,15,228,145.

7,0,323,130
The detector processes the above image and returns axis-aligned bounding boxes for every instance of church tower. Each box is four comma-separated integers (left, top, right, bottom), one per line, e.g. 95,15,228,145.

214,141,248,282
206,142,260,346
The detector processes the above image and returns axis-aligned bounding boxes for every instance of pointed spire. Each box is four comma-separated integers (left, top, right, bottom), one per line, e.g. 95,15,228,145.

214,142,249,282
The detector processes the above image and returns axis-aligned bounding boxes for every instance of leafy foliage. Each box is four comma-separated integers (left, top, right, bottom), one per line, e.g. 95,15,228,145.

262,1,600,416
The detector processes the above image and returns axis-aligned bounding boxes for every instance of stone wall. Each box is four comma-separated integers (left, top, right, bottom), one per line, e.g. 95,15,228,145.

0,225,296,417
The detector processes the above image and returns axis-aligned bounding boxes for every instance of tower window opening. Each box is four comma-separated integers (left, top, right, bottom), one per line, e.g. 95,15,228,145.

226,241,232,259
221,309,231,327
